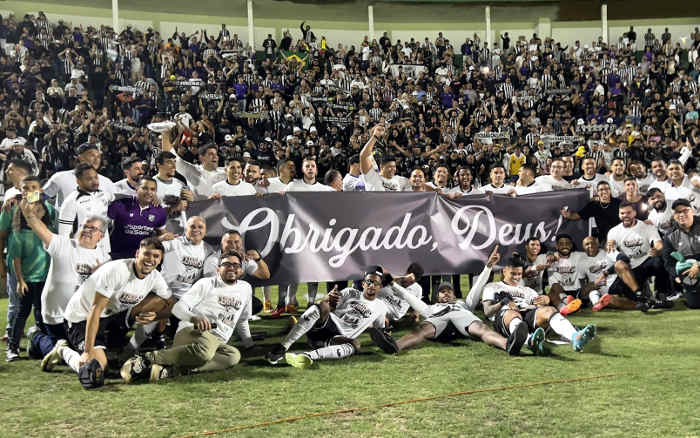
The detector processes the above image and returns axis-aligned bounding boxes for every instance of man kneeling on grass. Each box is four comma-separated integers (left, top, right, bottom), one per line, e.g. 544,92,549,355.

265,265,389,369
121,251,254,383
482,253,596,353
374,246,545,356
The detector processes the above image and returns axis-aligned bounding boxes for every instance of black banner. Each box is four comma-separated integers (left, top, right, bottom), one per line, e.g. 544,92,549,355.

188,190,589,284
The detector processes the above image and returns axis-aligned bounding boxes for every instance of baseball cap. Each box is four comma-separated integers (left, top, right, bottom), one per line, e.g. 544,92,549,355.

243,152,251,158
310,126,317,133
672,198,692,210
364,265,384,279
76,142,99,155
224,134,233,141
437,282,454,293
306,140,314,146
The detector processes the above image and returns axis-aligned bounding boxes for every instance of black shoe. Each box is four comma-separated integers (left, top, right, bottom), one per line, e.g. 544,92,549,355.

506,323,528,356
652,299,674,309
635,301,651,313
368,327,399,354
265,344,287,365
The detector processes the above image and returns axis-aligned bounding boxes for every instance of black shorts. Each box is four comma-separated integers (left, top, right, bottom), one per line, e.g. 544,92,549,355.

67,310,131,353
494,308,537,338
306,316,343,349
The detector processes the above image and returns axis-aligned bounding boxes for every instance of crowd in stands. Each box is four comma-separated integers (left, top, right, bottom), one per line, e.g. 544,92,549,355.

2,10,700,384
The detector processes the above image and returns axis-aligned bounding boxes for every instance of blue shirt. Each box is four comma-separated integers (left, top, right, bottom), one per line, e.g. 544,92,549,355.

108,197,167,259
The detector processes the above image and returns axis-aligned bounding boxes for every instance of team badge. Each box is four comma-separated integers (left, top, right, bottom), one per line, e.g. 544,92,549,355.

148,214,156,222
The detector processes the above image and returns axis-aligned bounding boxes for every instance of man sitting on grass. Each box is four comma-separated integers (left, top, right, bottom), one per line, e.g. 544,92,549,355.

265,265,389,369
375,246,545,356
120,251,254,383
482,253,596,353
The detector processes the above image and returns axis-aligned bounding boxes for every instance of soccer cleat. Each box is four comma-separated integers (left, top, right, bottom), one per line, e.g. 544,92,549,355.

572,324,596,352
565,295,575,304
652,299,674,309
560,298,582,316
265,344,287,365
263,300,273,313
506,323,528,356
5,346,20,362
41,339,68,372
285,352,314,369
368,327,399,354
120,355,153,383
149,364,171,382
592,293,612,312
526,327,545,355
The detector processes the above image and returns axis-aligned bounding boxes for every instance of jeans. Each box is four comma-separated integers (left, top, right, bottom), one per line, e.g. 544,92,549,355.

9,281,45,349
151,327,240,372
5,273,17,335
31,322,68,357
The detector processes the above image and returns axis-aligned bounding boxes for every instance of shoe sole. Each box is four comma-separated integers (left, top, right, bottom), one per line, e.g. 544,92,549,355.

593,294,611,312
368,328,399,354
565,299,583,314
41,347,62,372
120,361,136,384
506,323,528,356
266,354,286,365
573,325,596,352
285,353,313,369
150,364,165,382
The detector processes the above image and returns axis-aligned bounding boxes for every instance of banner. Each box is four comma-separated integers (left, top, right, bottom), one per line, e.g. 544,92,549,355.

187,190,589,284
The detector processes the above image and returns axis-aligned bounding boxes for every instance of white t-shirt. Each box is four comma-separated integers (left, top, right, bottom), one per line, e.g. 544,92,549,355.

64,258,171,323
172,275,253,345
577,174,606,198
58,189,114,254
515,182,552,195
212,179,257,197
377,282,422,321
446,186,484,196
482,281,540,321
481,183,515,195
266,177,290,194
363,167,410,192
173,151,226,200
161,236,217,299
578,250,616,294
43,169,115,208
41,235,111,325
154,175,187,201
547,251,586,292
648,204,674,232
328,288,388,338
607,220,661,269
521,253,548,292
342,173,366,192
607,175,626,198
535,175,572,190
285,179,335,192
114,179,138,197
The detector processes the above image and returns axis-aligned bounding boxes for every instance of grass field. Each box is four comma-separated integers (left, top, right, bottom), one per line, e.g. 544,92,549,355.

2,281,700,438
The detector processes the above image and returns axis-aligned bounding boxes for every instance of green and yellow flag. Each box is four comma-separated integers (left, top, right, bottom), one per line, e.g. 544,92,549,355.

281,50,310,68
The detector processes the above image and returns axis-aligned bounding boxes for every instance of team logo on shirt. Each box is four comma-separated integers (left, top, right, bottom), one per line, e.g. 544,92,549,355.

148,214,156,222
622,237,644,249
348,301,372,318
218,295,242,310
75,263,94,282
181,256,204,269
551,264,576,274
118,292,144,305
588,261,608,274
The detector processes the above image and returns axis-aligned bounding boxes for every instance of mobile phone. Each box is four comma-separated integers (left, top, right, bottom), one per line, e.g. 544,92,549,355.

26,191,40,203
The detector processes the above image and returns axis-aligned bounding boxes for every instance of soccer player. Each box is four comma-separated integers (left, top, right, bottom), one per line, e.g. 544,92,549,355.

265,266,390,369
18,197,110,368
55,238,172,389
376,263,424,326
382,246,544,356
482,253,596,353
576,157,606,199
108,178,167,260
521,237,550,294
120,252,253,383
577,236,617,311
606,201,670,310
360,124,410,192
481,164,516,196
113,157,145,197
445,167,483,197
211,160,257,197
547,234,585,315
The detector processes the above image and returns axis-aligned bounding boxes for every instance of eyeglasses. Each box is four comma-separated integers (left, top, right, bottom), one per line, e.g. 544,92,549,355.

364,278,382,286
220,262,242,269
82,226,102,233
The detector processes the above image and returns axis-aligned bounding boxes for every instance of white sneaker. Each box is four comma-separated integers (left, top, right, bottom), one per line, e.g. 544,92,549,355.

41,339,67,372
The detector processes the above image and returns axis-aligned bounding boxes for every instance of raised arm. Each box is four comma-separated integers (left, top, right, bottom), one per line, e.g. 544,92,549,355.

19,199,54,246
463,245,499,310
360,124,386,174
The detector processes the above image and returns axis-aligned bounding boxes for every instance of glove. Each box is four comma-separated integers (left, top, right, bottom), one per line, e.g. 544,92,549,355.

494,291,511,306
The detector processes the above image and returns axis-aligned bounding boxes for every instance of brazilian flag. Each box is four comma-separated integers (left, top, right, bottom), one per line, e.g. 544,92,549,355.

281,50,310,68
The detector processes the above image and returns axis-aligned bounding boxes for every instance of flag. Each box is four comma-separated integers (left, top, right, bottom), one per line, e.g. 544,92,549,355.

281,50,309,68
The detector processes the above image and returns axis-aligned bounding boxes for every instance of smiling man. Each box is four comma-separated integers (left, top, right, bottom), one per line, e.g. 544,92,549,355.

211,160,256,197
266,265,390,369
58,238,172,389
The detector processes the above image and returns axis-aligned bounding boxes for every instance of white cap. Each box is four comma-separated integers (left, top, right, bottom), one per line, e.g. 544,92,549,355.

224,134,232,141
310,126,317,133
70,70,81,80
577,118,585,125
229,94,237,100
243,152,251,158
264,136,272,142
606,117,614,124
285,135,294,141
285,113,294,119
306,140,314,146
293,127,301,133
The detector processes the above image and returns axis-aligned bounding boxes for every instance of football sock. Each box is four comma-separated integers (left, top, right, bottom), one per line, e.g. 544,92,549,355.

127,322,158,352
589,291,601,306
281,305,320,350
61,347,81,373
549,313,577,342
307,283,318,305
508,318,523,335
277,284,289,307
306,343,355,361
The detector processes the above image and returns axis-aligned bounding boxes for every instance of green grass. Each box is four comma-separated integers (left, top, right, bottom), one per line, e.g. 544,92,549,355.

3,282,700,438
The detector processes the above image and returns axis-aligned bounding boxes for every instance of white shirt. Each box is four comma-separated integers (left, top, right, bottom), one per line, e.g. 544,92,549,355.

482,281,540,321
607,175,626,198
535,175,572,190
285,179,335,192
578,250,616,294
173,151,226,200
515,182,552,195
648,204,674,232
64,259,171,323
328,288,388,338
522,253,548,292
377,282,422,321
342,173,366,192
114,179,138,197
446,186,484,196
577,174,606,198
154,175,187,201
43,169,115,208
547,251,586,292
161,236,217,299
363,167,410,192
212,179,257,197
58,189,114,254
266,177,290,194
41,235,111,325
172,275,253,345
607,220,661,269
481,183,515,195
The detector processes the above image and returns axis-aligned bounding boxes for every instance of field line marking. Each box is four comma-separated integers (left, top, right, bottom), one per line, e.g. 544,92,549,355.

177,372,623,437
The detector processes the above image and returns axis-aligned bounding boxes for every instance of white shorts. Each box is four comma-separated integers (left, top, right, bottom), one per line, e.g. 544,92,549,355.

425,309,482,340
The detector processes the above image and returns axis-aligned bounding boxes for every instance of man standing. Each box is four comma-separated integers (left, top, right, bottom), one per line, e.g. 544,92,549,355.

108,178,167,260
211,160,256,197
266,266,389,369
162,130,226,200
561,181,621,242
342,155,365,192
57,238,172,389
120,252,253,383
360,125,410,192
113,157,145,197
481,164,516,195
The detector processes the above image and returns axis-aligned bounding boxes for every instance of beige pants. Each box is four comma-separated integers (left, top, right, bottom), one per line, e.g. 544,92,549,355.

151,327,241,372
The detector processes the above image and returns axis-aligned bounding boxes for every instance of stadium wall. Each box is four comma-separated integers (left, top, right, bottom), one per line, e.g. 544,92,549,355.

1,1,698,49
